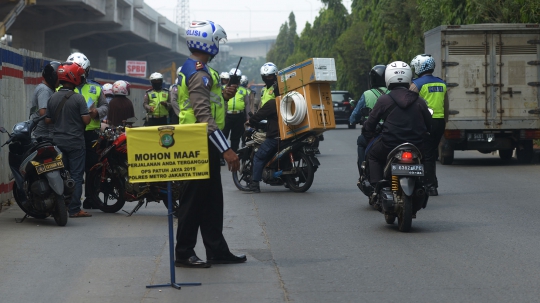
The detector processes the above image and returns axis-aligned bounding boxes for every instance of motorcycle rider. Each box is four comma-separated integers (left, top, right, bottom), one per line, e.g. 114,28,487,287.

174,20,245,268
144,72,171,126
45,62,92,218
222,72,252,153
349,65,389,180
30,61,60,140
107,80,135,127
410,54,448,196
66,52,108,210
246,64,280,193
259,62,278,109
363,61,432,188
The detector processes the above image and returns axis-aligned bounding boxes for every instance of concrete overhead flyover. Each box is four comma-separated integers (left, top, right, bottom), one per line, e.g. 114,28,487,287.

4,0,190,74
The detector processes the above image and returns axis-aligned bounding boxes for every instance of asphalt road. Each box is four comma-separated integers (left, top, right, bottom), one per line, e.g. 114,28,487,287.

1,125,539,303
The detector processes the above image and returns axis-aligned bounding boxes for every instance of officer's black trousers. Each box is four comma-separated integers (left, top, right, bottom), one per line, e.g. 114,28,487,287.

84,130,99,198
222,112,245,153
175,142,230,259
147,117,168,126
424,118,446,188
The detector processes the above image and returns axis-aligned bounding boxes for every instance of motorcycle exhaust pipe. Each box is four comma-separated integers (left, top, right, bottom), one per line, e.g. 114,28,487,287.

416,188,425,197
64,178,76,195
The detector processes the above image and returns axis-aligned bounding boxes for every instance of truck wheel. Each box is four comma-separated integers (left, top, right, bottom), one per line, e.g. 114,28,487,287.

516,140,534,164
439,139,454,165
498,149,513,162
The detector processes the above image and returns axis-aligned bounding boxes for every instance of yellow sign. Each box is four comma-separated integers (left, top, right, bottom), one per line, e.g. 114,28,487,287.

126,124,210,183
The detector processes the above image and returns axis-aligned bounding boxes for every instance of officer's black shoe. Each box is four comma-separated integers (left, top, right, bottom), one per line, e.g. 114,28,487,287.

207,252,247,264
247,181,260,193
220,159,226,166
175,256,211,268
427,187,438,196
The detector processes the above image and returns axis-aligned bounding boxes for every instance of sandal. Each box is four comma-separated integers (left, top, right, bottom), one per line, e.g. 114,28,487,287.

69,210,92,218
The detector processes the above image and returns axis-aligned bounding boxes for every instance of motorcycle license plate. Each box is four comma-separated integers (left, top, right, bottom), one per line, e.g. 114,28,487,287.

34,160,64,174
391,164,424,176
303,146,319,154
467,133,494,142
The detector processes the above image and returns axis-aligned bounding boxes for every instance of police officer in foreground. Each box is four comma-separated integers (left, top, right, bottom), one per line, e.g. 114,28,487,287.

174,20,245,268
144,72,171,126
410,54,448,196
66,52,108,210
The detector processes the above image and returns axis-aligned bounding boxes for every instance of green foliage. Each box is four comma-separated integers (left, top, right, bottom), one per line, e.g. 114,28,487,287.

267,0,540,98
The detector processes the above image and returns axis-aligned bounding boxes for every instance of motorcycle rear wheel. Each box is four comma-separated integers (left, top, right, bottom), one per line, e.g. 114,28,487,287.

232,155,253,191
13,183,47,219
52,194,68,226
88,168,126,213
284,153,315,193
398,194,412,232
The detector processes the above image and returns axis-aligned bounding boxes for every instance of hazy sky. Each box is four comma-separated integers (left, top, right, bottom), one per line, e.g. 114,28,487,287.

145,0,353,40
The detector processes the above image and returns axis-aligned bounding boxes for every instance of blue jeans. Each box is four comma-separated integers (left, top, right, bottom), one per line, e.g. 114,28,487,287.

60,147,86,215
252,138,278,182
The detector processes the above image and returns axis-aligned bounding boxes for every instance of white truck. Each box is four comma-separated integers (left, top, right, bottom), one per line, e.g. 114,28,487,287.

424,24,540,164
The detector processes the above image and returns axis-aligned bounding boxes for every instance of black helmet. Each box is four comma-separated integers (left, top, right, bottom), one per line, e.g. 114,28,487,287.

369,64,386,89
42,61,61,88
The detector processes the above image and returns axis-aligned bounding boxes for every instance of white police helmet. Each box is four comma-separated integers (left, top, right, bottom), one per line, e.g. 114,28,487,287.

260,62,278,76
410,54,436,76
186,20,227,56
67,52,91,70
240,75,248,87
149,72,163,81
220,72,230,79
229,68,241,76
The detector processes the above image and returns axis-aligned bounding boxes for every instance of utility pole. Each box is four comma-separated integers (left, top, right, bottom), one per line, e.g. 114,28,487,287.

176,0,190,30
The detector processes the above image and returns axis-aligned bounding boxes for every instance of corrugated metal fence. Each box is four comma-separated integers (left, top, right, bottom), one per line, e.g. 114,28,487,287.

0,45,152,204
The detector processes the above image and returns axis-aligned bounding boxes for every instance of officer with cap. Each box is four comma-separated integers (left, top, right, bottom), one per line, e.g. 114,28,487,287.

174,20,246,268
144,72,171,126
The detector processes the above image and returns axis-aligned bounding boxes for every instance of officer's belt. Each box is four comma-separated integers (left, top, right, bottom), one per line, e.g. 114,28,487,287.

227,110,244,114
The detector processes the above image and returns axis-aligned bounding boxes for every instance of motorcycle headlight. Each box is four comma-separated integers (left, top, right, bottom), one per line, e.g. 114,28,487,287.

13,122,28,133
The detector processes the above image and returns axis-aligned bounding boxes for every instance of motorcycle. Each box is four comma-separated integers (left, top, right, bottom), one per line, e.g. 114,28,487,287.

0,116,75,226
86,121,183,216
357,108,428,232
232,121,320,192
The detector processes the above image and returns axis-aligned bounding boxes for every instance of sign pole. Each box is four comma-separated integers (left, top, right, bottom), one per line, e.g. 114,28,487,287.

146,182,202,290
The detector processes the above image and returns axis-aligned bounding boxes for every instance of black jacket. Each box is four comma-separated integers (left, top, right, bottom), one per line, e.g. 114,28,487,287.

363,87,432,148
249,99,279,138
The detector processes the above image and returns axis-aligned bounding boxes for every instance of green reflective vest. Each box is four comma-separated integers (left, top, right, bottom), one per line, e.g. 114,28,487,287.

228,86,248,111
147,90,169,117
412,75,447,119
364,87,389,109
177,66,225,130
75,84,102,131
260,85,275,108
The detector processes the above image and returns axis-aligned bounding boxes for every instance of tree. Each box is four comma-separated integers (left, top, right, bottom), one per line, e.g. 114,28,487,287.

267,12,299,69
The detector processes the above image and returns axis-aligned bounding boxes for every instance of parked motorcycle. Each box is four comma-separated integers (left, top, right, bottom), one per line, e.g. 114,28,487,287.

0,116,75,226
86,122,183,216
232,122,320,192
357,108,428,232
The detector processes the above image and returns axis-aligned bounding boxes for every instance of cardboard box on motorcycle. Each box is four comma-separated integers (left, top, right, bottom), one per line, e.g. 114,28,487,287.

276,58,337,140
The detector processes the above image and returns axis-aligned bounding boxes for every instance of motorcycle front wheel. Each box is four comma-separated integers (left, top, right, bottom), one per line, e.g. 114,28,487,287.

232,154,253,191
398,194,412,232
52,194,68,226
284,152,315,193
87,167,126,213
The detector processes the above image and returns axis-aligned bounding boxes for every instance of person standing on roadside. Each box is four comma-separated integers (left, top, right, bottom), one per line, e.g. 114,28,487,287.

66,52,108,209
174,20,246,268
30,61,60,140
143,72,171,126
45,62,92,218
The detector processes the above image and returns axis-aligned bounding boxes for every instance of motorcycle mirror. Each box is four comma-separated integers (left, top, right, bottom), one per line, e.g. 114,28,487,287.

0,127,7,133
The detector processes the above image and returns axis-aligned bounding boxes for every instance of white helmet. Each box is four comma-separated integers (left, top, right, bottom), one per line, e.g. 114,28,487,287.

240,75,248,87
102,83,113,95
112,80,131,96
410,54,436,76
385,61,412,88
67,52,90,70
260,62,278,76
149,72,163,81
186,20,227,56
229,68,241,76
219,72,230,79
